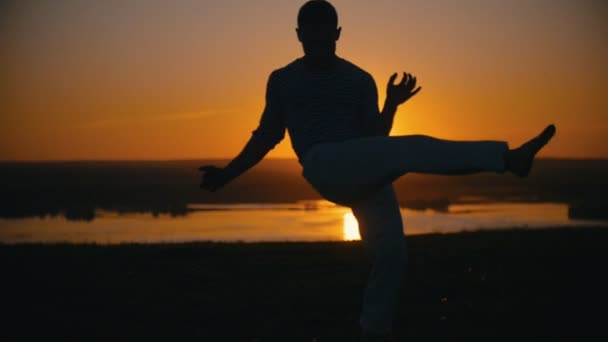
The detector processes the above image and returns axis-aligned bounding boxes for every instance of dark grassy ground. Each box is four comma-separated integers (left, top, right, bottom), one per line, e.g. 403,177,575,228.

2,227,607,341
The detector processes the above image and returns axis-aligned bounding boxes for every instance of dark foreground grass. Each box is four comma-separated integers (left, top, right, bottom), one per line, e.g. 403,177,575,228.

2,227,607,341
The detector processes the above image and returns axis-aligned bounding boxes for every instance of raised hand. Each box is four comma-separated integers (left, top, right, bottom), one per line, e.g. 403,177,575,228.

386,71,422,107
199,165,231,192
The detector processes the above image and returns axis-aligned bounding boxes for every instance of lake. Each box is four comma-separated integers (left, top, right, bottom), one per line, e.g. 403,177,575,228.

1,201,604,244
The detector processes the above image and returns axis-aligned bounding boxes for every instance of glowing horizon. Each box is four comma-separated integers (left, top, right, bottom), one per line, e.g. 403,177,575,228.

1,0,607,161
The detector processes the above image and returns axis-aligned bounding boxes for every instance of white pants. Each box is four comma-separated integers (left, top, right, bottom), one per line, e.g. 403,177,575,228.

301,134,508,334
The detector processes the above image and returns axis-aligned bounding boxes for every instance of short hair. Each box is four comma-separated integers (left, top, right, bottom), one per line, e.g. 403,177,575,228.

297,0,338,28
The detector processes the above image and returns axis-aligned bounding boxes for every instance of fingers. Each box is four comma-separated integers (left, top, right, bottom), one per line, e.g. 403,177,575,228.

388,72,398,86
400,72,420,91
410,86,422,97
400,72,410,86
408,76,417,91
389,72,418,91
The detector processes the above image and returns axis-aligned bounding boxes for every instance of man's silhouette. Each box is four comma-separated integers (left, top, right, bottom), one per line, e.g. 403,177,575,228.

200,1,555,340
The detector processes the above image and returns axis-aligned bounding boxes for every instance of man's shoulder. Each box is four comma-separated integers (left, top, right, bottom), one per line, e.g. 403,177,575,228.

267,57,374,84
269,58,302,80
338,57,374,83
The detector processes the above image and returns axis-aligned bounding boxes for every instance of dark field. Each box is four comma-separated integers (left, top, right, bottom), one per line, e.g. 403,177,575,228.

2,227,607,341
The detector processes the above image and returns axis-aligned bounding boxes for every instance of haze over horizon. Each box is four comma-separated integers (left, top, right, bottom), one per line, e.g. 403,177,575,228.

2,0,607,161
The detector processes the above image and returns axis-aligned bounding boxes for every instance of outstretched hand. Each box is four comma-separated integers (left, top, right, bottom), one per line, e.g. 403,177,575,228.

199,165,231,192
386,72,421,107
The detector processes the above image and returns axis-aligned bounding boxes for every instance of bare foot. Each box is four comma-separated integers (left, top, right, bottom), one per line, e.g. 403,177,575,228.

505,124,556,177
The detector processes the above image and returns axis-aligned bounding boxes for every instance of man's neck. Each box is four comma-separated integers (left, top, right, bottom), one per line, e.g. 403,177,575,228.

302,54,339,71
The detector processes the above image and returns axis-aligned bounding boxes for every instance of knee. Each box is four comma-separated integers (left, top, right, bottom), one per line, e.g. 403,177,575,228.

406,134,438,147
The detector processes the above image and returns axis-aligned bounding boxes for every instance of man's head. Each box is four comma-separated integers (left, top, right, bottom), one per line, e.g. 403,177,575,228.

296,0,341,63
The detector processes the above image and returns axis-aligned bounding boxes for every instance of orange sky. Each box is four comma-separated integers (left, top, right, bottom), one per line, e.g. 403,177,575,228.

1,0,607,161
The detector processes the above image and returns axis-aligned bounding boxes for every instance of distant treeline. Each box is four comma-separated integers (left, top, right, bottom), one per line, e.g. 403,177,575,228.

1,159,607,221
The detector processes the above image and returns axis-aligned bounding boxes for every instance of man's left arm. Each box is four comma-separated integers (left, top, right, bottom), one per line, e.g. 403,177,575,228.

361,72,421,136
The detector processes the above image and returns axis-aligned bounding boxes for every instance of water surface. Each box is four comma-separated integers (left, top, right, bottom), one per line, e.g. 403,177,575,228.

1,201,605,244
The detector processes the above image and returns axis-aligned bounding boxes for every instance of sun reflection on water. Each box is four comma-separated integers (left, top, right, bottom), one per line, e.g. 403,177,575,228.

0,202,595,244
343,212,361,241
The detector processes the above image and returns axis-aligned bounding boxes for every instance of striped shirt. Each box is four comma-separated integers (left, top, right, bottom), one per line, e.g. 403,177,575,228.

250,56,380,163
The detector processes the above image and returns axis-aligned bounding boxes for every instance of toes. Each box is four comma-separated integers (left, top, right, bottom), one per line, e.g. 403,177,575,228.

540,124,556,142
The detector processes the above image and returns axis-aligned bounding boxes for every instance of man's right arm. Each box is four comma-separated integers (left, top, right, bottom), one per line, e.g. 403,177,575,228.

358,74,398,136
359,72,421,137
200,71,286,192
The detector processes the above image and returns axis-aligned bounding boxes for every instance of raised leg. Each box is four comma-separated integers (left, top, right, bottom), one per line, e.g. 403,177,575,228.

505,124,556,177
302,134,508,206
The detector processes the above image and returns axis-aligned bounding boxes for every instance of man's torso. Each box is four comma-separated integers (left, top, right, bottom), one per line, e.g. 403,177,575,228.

273,56,376,161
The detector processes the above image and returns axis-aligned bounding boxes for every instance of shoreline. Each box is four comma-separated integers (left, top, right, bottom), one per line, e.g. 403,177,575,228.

1,224,607,246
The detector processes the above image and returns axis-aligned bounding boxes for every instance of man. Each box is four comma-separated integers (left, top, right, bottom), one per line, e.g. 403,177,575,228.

199,1,556,340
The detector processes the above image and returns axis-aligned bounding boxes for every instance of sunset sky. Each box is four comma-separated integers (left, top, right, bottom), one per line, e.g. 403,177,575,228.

2,0,607,161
